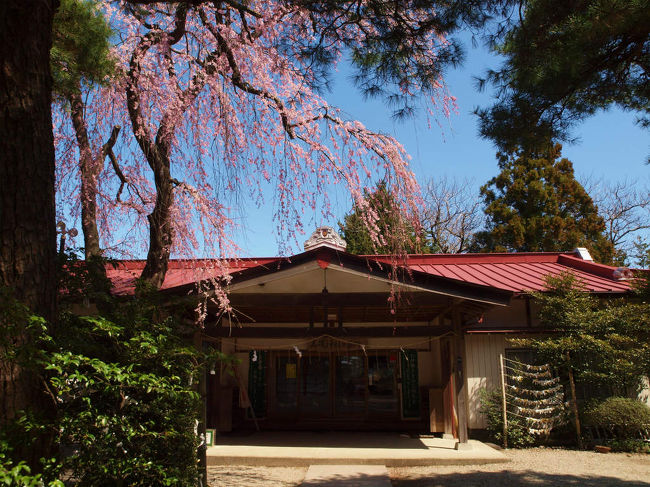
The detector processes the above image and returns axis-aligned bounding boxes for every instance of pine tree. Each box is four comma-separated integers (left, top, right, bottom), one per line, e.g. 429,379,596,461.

52,0,117,265
1,0,58,471
631,237,650,269
523,272,650,396
476,0,650,154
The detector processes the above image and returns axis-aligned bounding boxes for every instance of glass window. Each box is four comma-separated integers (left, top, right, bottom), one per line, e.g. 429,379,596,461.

335,353,366,415
275,354,298,412
300,355,331,416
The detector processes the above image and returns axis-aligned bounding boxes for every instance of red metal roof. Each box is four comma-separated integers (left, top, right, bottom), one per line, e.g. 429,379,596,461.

106,258,277,296
106,251,634,296
370,252,633,294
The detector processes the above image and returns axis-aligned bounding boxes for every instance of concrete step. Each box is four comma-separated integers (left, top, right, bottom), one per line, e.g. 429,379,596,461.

206,433,509,467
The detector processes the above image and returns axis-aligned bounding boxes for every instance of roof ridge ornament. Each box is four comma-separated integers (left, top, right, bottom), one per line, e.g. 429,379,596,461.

304,226,347,252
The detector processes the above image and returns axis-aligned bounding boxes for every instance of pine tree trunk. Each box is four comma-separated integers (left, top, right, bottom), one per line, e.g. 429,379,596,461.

0,0,58,320
0,0,58,468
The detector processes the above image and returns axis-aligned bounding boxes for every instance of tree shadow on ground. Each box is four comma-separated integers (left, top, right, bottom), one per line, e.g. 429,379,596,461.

301,471,392,486
391,470,650,487
208,466,306,487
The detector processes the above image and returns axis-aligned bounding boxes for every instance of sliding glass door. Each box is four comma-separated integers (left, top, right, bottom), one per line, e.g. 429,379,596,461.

269,350,402,422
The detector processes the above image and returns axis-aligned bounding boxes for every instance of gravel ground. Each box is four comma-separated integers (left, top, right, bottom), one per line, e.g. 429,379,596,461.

391,448,650,487
208,448,650,487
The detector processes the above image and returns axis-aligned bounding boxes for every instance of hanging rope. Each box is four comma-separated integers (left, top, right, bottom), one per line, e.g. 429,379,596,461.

502,357,567,437
203,331,454,352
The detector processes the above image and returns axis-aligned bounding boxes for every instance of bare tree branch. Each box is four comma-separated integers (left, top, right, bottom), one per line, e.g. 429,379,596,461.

589,178,650,251
421,177,483,253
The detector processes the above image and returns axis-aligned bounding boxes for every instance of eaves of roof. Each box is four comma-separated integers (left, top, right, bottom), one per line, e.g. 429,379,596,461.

105,250,634,297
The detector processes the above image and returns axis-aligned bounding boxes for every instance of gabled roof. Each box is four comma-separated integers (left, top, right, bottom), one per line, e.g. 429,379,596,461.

220,246,513,306
106,250,634,297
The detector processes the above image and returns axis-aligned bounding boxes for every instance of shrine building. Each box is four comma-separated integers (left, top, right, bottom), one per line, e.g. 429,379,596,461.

106,227,636,444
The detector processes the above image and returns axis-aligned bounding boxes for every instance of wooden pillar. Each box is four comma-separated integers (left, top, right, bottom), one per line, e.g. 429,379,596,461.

440,337,454,437
566,352,583,449
452,308,470,447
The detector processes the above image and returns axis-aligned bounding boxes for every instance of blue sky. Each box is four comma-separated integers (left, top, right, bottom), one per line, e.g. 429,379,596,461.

234,35,649,257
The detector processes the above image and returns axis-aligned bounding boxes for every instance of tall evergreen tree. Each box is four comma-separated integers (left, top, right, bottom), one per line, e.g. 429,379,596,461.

1,0,58,472
52,0,117,267
473,142,614,262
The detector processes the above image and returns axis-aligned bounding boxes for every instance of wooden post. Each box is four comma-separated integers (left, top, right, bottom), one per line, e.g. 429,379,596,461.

440,338,454,437
499,353,508,449
452,309,469,446
566,352,583,449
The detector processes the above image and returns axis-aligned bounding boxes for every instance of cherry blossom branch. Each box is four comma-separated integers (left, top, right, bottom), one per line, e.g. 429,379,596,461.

221,0,262,19
156,45,224,150
211,26,295,138
101,125,121,159
127,4,189,156
102,126,147,205
99,125,128,202
127,35,164,160
125,0,206,5
125,0,263,18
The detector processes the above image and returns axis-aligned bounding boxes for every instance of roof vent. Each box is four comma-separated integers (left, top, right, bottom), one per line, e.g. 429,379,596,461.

304,226,347,252
573,247,593,261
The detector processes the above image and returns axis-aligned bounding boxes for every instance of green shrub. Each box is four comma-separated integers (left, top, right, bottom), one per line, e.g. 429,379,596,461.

2,265,234,486
585,397,650,439
479,388,536,447
0,440,63,487
49,312,205,486
0,458,48,487
605,438,650,453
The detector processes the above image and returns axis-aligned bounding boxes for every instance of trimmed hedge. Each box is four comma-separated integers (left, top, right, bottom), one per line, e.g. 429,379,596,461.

585,397,650,439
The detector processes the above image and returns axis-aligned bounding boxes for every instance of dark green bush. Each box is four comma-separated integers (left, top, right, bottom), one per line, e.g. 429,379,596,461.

49,312,204,486
585,397,650,439
0,440,63,487
2,255,235,486
605,438,650,453
479,388,536,447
